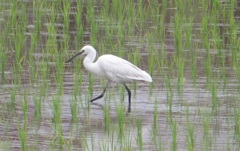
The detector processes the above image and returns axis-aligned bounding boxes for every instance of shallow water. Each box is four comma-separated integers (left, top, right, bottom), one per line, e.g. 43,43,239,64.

1,0,240,150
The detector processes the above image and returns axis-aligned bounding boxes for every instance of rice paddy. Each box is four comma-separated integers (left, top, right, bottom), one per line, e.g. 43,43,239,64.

0,0,240,150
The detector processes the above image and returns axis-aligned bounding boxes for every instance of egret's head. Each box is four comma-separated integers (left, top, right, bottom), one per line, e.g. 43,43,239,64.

66,45,95,63
79,45,95,55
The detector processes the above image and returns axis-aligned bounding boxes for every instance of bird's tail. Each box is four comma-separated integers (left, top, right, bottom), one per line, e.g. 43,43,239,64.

141,71,152,82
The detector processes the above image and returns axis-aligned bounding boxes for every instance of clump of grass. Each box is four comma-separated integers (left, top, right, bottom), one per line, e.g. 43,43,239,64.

88,74,94,99
70,97,78,123
18,90,29,151
170,121,178,151
211,77,219,115
201,111,212,150
234,107,240,141
191,43,198,86
116,104,126,142
103,99,111,134
29,32,37,83
137,117,143,151
165,76,173,117
10,87,17,112
33,95,42,122
52,96,64,147
152,99,163,151
0,40,7,83
22,91,29,128
74,0,83,48
18,126,27,151
33,0,43,36
185,107,195,151
55,52,65,95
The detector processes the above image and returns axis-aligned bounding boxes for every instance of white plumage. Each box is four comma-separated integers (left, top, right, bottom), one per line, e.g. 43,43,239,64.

66,45,152,112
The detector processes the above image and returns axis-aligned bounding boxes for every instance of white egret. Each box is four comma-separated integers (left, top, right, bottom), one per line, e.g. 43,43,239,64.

66,45,152,112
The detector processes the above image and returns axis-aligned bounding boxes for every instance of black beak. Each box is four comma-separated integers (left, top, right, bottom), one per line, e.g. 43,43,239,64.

66,51,84,63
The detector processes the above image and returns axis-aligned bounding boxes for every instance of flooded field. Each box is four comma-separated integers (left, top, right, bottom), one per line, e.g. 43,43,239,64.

0,0,240,150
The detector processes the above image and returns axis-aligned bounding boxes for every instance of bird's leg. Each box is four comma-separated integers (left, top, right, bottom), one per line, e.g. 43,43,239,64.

90,82,109,102
123,84,131,112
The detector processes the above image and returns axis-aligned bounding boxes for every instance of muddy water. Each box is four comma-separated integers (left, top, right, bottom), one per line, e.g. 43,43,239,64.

0,1,240,150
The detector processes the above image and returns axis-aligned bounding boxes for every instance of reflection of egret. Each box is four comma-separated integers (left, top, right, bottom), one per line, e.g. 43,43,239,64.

66,45,152,112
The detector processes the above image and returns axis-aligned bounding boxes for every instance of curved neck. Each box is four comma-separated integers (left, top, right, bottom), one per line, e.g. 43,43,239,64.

84,49,97,64
83,49,100,76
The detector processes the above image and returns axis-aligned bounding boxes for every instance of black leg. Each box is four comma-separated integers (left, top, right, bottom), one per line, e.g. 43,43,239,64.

90,82,109,102
123,84,131,106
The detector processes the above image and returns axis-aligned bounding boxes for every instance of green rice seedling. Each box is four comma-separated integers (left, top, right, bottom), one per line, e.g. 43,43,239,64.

86,1,98,45
165,76,173,118
125,1,134,29
29,32,37,83
152,98,162,151
110,130,117,151
52,96,64,147
10,87,17,112
173,13,183,59
226,140,231,151
115,42,125,59
121,129,133,151
90,21,99,45
70,98,78,123
13,27,26,78
211,78,218,114
46,9,57,55
186,123,195,151
22,91,29,129
73,58,83,96
177,56,185,97
103,17,111,44
33,0,43,36
132,47,141,68
71,63,82,120
38,62,50,101
55,52,65,95
204,36,212,87
119,85,126,106
148,48,155,81
81,134,90,151
158,41,166,78
52,95,62,124
18,126,27,151
33,95,42,122
0,16,9,83
137,117,142,151
201,112,212,150
153,98,159,130
184,17,193,50
88,74,94,98
62,1,71,36
185,107,195,151
11,3,27,73
229,11,238,67
130,47,141,94
191,44,198,86
74,0,83,47
100,141,109,151
116,21,125,46
147,35,156,94
171,121,177,151
234,107,240,140
103,98,111,134
0,45,7,83
116,103,126,142
220,53,227,90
